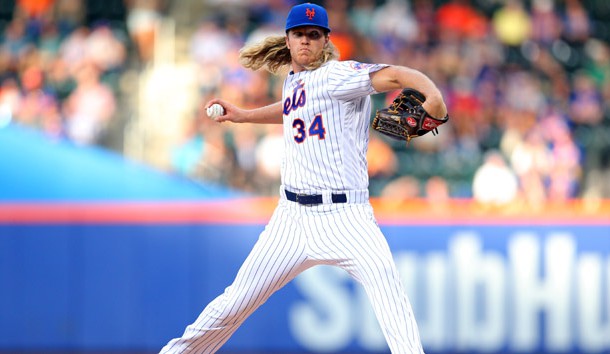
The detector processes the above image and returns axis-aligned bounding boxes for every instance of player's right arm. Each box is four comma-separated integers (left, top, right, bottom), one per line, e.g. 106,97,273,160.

205,100,283,124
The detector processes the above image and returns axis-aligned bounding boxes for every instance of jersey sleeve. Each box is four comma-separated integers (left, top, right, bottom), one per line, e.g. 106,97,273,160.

327,60,389,101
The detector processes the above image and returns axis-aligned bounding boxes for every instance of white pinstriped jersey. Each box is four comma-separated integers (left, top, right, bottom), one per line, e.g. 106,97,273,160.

281,60,388,193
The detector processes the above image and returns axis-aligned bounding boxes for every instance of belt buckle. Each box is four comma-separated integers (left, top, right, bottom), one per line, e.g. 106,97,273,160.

296,193,308,206
296,193,316,206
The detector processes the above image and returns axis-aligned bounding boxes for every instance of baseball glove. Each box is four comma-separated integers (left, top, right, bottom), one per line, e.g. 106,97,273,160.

372,88,448,143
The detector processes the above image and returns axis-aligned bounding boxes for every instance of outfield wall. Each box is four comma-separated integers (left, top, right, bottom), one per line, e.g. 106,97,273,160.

0,200,608,354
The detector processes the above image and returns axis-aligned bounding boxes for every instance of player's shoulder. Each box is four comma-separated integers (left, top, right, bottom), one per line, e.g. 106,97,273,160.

327,60,386,73
323,60,366,68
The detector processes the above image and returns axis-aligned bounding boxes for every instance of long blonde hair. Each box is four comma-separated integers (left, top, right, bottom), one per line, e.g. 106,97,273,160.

239,34,339,75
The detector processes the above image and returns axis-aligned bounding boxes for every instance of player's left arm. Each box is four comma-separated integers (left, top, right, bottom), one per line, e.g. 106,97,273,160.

370,65,447,119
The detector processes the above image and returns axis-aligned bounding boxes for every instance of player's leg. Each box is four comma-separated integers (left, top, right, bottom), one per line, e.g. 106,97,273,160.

160,201,310,354
308,203,424,354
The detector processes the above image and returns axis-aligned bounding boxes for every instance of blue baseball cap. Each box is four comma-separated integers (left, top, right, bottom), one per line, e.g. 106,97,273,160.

285,3,330,33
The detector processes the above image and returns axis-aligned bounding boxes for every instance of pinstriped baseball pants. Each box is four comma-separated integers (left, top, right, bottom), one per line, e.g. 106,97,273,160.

160,199,424,354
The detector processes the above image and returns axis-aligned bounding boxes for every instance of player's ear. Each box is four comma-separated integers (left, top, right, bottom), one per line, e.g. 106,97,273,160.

285,34,290,49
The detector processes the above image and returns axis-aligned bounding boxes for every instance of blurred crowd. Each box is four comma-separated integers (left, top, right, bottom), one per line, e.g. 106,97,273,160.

3,0,610,206
0,0,129,146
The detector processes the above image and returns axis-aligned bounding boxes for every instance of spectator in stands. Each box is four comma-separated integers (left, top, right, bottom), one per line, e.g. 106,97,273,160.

63,60,116,144
472,150,519,207
380,175,421,200
492,0,531,64
569,70,604,126
125,0,162,63
0,78,21,126
546,119,582,201
424,175,451,207
562,0,592,45
509,129,551,208
531,0,563,47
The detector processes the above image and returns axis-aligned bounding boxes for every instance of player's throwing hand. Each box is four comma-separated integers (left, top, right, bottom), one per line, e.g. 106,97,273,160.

203,100,242,123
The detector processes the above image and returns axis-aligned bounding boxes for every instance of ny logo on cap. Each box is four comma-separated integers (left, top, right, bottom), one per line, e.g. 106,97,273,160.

305,7,315,20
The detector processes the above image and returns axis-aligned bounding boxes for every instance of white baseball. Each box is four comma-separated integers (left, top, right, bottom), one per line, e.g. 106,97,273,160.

206,103,225,119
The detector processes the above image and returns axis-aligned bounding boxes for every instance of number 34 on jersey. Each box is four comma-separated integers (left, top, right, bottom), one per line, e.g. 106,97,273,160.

292,115,326,143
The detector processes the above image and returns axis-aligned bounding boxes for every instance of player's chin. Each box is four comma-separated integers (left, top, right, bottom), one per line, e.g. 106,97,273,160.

297,48,313,56
295,54,315,67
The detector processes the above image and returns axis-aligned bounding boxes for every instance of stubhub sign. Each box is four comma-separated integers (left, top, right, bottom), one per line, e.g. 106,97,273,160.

288,227,610,353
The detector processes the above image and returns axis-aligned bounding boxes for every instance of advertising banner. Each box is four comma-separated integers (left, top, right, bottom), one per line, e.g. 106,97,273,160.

0,201,608,353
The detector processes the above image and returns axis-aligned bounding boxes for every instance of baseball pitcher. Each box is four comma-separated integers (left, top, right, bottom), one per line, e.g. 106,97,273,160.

161,3,448,353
